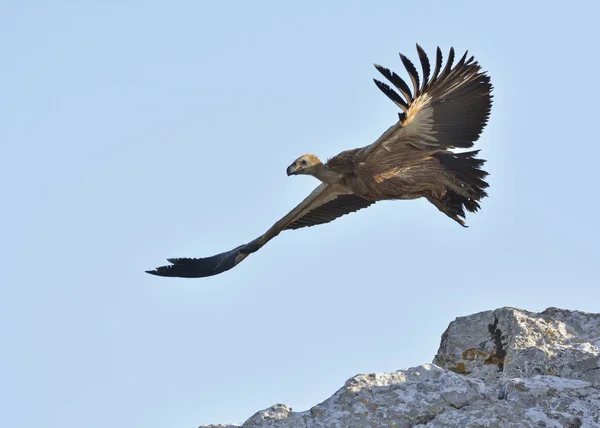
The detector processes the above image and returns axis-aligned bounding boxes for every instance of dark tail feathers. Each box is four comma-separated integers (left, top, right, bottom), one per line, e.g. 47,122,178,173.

429,150,489,226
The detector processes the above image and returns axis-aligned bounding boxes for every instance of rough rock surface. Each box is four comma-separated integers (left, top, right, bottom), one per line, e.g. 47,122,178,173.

201,308,600,428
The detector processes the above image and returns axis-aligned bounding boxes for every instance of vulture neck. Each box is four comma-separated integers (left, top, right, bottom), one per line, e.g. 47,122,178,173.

310,163,339,184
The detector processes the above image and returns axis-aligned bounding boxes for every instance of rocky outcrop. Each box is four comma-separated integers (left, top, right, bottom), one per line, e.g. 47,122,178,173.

201,307,600,428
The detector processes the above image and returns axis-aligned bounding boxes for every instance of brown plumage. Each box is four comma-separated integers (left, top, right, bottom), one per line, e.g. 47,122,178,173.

147,45,493,278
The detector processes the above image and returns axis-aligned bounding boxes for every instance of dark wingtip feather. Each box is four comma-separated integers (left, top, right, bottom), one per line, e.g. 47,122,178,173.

455,50,469,69
146,257,220,278
145,264,179,277
429,47,443,87
438,47,455,81
399,53,420,97
415,44,431,93
147,238,262,278
374,63,413,101
373,78,408,111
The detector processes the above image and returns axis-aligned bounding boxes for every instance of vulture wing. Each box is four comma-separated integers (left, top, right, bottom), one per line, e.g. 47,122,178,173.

361,44,492,166
146,184,373,278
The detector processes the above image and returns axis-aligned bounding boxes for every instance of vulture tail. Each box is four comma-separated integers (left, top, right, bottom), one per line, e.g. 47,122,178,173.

428,150,489,227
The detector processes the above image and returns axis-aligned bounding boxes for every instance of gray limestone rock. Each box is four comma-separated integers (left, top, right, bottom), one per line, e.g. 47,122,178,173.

201,308,600,428
433,307,600,386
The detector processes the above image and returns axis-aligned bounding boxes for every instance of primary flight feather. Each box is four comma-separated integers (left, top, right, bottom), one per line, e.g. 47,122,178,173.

147,44,493,278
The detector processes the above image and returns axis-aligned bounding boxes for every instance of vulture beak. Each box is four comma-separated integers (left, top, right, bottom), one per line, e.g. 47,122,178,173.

286,163,297,176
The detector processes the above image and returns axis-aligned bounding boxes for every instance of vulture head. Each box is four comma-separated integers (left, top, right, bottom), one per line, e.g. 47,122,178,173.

286,154,322,176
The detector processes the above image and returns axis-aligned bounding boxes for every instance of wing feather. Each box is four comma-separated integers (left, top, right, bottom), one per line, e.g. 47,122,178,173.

362,45,492,161
416,44,431,94
399,53,420,97
146,184,373,278
436,47,455,83
373,79,409,111
429,47,443,87
374,64,412,105
284,193,374,230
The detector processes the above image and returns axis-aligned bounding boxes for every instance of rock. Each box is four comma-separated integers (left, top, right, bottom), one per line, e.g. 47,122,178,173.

202,426,238,428
433,307,600,386
200,308,600,428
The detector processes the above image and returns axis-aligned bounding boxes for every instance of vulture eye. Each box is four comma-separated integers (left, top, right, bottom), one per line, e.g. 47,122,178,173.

300,159,308,166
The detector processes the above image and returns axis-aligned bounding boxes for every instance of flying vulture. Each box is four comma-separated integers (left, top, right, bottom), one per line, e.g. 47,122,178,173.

147,44,493,278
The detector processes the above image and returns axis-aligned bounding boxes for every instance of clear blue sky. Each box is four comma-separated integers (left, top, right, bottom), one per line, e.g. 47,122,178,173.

1,1,598,427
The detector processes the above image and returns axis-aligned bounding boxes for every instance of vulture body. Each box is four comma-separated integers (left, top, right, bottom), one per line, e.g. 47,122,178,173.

147,45,493,278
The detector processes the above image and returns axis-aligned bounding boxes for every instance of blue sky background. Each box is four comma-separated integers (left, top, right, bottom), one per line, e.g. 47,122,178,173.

1,1,599,427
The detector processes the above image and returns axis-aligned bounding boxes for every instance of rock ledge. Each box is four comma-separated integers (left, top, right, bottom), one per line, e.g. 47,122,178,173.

201,307,600,428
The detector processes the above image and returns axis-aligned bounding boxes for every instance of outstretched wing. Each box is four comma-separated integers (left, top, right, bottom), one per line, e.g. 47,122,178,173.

283,192,374,230
146,184,374,278
361,44,492,164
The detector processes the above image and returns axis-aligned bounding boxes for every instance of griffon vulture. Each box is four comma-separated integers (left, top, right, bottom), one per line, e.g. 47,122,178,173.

147,45,493,278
